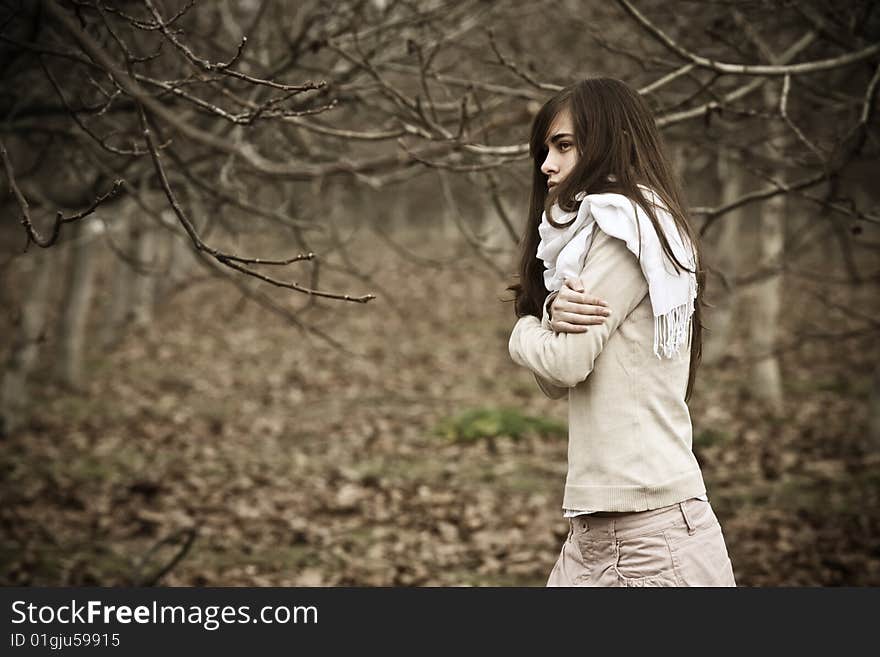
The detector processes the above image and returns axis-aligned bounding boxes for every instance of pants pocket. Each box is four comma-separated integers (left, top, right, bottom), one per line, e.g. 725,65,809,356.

612,532,679,587
667,521,737,587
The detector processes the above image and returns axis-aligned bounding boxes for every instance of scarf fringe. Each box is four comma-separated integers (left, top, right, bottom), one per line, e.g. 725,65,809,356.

653,302,693,360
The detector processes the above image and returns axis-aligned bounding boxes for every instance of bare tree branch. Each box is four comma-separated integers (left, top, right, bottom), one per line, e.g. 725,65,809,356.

0,139,123,249
137,104,374,303
615,0,880,76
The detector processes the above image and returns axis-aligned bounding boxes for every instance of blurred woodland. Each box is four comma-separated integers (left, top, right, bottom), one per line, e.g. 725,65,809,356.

1,0,879,586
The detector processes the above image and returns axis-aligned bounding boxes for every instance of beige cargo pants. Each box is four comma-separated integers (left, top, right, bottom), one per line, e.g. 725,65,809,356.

546,497,737,587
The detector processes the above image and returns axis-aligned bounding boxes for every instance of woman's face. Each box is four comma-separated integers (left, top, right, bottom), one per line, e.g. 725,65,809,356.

540,107,578,191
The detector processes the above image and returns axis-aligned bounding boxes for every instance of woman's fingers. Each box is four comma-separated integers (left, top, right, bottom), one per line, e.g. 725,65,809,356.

570,293,609,308
552,310,606,328
554,299,611,320
550,283,612,331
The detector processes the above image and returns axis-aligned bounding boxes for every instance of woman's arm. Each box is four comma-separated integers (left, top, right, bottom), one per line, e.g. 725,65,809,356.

531,280,610,398
533,372,568,400
531,293,569,399
508,229,649,388
533,289,596,398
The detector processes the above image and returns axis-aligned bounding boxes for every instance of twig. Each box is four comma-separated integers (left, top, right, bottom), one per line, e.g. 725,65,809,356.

0,139,123,248
693,171,829,236
437,170,506,277
778,73,825,162
638,63,697,95
132,526,197,586
486,29,560,92
837,61,880,156
103,0,196,31
484,171,520,245
143,0,325,93
39,57,148,156
656,32,817,127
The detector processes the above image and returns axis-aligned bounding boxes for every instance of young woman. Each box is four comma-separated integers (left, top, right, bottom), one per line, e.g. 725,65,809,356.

507,78,737,587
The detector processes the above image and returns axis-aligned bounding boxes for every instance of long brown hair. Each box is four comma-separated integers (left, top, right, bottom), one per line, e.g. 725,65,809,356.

506,78,706,401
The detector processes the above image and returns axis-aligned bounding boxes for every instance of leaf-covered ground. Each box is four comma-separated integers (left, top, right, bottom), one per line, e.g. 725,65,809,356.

2,228,878,586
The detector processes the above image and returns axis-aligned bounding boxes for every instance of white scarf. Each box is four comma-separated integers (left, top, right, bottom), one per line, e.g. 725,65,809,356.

536,185,697,359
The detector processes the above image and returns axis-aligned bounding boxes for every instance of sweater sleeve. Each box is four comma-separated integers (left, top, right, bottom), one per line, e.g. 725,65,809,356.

530,292,568,399
508,228,649,388
533,372,568,399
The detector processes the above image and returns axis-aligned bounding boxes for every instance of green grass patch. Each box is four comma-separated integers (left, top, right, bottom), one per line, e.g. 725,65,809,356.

432,406,566,444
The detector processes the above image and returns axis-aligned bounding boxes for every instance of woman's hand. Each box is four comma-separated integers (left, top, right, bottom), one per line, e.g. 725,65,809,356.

548,277,611,333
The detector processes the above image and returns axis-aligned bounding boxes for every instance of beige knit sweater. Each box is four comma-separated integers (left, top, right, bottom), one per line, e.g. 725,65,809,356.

508,226,707,512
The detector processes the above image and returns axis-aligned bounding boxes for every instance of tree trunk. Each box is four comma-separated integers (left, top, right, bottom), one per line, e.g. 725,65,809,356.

750,191,785,410
158,219,198,302
99,209,137,349
54,220,99,389
0,248,57,435
703,146,744,364
131,223,158,327
869,363,880,449
748,87,786,410
478,191,509,255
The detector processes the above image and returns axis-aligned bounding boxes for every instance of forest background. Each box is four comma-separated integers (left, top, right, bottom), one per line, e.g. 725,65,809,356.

1,0,878,586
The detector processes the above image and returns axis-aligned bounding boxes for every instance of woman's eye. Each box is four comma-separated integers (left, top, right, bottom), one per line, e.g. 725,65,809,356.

559,142,573,152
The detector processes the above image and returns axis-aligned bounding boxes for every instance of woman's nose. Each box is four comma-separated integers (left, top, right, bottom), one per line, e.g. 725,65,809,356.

541,155,557,176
